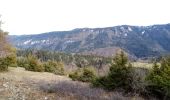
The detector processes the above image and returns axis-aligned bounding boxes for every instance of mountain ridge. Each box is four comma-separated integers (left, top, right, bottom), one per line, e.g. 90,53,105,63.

9,23,170,58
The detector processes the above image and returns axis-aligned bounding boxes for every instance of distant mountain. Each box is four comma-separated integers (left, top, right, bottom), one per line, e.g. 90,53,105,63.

9,24,170,58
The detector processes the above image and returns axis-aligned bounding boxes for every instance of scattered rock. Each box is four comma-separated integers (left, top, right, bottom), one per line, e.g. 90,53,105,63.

3,83,8,88
44,96,48,100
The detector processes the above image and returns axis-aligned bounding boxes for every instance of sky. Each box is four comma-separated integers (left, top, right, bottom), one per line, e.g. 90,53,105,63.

0,0,170,35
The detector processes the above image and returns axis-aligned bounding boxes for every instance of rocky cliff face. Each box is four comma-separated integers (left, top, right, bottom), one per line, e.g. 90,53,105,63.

9,24,170,58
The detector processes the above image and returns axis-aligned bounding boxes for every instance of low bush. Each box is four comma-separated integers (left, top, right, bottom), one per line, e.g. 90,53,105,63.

69,67,96,82
43,60,64,75
17,57,28,68
130,67,149,94
17,55,65,74
0,54,17,71
25,54,44,72
0,57,8,71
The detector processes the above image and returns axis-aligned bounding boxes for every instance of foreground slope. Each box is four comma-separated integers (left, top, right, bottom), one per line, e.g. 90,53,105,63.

0,67,146,100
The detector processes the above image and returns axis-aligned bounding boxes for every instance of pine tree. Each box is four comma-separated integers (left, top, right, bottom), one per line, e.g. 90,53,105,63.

93,51,133,91
146,56,170,99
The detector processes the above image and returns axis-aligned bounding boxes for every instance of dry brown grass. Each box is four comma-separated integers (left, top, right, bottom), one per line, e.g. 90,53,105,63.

132,62,153,69
39,80,133,100
0,67,147,100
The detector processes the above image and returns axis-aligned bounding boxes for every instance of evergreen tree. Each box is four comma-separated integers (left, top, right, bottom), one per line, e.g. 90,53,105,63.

93,51,133,91
146,56,170,99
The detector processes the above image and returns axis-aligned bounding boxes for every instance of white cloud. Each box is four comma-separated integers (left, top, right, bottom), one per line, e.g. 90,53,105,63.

0,0,170,35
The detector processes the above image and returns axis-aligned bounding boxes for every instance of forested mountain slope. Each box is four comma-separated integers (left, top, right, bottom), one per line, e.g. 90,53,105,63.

10,24,170,58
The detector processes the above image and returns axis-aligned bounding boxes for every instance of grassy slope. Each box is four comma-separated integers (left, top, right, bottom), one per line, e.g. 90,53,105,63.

0,67,145,100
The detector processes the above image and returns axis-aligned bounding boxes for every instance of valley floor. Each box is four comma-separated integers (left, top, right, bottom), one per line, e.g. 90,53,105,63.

0,67,146,100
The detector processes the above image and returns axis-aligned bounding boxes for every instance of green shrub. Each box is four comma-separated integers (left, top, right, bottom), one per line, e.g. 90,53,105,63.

69,67,96,82
0,57,8,71
17,57,28,68
17,55,65,74
79,67,96,82
92,76,108,88
146,57,170,99
25,54,44,72
43,60,64,75
5,54,17,66
54,61,64,75
92,51,133,91
0,54,17,71
0,20,17,71
69,70,81,81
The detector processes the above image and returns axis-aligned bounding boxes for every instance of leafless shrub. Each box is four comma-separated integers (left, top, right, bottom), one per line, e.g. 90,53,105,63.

39,80,131,100
131,67,149,95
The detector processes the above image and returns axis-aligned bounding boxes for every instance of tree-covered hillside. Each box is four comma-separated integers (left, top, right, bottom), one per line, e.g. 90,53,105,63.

10,24,170,58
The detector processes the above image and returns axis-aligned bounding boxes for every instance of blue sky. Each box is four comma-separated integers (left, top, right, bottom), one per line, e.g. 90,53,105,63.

0,0,170,35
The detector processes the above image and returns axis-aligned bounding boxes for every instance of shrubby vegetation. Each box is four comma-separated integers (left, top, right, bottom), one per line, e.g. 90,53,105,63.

0,54,17,71
92,51,134,91
69,67,96,82
17,54,44,72
0,17,16,71
146,56,170,99
24,48,168,99
43,60,64,75
0,57,9,71
17,56,29,68
25,54,44,72
17,49,111,68
91,51,170,99
16,49,112,76
17,54,65,75
15,48,170,99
